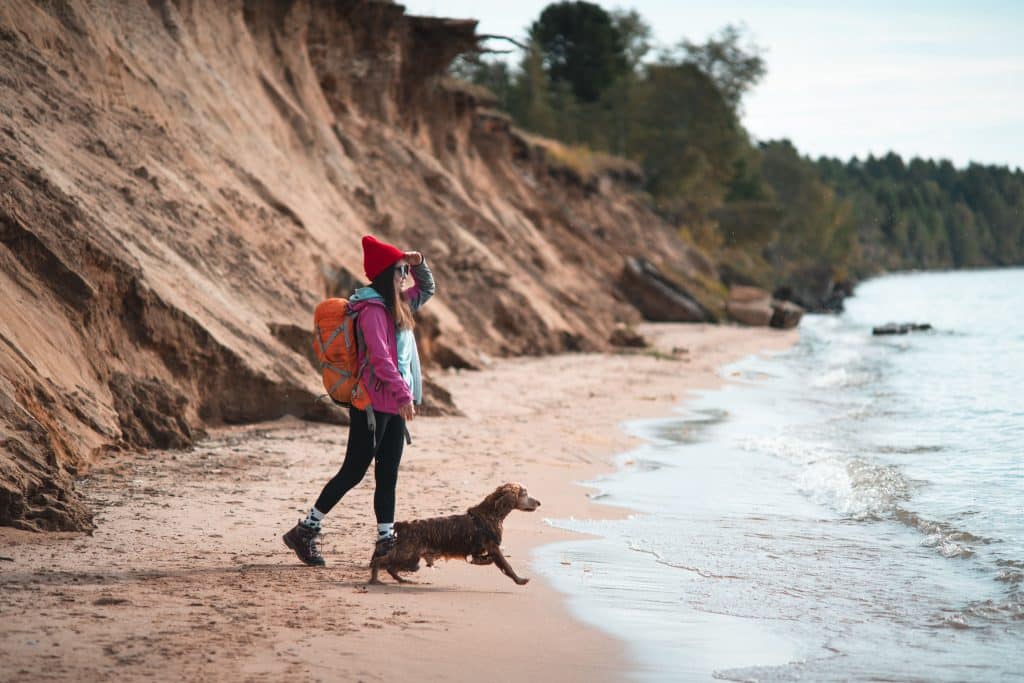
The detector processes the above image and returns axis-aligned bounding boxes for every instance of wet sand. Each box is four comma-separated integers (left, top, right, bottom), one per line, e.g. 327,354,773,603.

0,323,795,681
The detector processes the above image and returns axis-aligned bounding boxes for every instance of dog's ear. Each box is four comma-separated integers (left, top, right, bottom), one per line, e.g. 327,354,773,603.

476,483,524,517
497,483,522,513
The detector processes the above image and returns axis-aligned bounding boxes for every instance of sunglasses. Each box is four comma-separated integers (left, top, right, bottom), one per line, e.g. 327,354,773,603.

396,264,410,278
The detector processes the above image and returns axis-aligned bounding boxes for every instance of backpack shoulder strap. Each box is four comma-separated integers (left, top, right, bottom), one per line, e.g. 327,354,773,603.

349,307,371,380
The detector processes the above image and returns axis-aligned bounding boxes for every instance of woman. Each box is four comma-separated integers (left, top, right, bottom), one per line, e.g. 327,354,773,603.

283,235,435,566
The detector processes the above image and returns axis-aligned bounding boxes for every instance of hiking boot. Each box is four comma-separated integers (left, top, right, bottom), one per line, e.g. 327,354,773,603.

373,534,397,559
283,521,325,567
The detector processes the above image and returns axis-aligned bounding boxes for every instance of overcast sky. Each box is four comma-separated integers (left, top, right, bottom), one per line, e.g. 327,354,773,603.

401,0,1024,170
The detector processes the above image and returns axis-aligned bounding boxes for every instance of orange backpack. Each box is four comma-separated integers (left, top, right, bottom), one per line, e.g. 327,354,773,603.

312,298,372,409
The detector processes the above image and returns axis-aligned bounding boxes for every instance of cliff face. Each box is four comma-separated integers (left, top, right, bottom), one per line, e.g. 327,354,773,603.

0,0,714,530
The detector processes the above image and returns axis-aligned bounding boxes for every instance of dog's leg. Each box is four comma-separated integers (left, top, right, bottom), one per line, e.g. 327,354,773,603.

369,559,384,585
385,569,411,585
487,544,529,585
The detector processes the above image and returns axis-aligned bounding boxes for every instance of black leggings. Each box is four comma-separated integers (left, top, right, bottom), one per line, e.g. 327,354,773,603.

313,407,406,523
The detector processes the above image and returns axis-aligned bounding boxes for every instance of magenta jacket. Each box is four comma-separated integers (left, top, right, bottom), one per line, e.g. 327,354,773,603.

348,260,434,415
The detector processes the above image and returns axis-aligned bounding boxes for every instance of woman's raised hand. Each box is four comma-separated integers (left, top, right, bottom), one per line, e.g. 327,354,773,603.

404,251,423,266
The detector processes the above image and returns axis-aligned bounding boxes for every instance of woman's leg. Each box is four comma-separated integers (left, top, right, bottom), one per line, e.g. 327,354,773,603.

372,413,406,525
313,407,377,515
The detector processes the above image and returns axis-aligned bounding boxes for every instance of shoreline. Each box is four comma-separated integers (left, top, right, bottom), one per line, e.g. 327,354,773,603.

0,323,797,682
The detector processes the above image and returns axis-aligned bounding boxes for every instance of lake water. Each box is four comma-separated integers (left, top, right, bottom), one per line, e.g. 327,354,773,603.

536,268,1024,681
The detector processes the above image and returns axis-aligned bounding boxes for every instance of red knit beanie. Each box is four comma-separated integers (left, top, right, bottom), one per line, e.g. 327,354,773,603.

362,235,405,280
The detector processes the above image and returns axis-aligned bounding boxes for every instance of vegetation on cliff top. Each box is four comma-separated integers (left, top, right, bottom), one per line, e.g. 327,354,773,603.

456,1,1024,307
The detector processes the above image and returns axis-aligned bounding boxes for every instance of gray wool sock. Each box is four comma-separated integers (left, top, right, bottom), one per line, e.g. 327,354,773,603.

301,507,325,529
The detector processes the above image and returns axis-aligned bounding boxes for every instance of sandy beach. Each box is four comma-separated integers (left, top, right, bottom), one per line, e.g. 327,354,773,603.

0,323,795,682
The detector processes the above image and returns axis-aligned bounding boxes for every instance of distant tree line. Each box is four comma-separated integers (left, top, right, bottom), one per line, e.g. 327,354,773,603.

455,1,1024,300
817,154,1024,270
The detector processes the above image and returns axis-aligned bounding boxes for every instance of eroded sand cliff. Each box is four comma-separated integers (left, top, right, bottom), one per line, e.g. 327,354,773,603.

0,0,718,530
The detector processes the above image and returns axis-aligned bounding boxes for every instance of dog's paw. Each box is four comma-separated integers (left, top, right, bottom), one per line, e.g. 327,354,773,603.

515,577,530,586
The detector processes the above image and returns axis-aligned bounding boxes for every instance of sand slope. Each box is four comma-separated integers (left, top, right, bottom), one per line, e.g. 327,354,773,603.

0,0,720,531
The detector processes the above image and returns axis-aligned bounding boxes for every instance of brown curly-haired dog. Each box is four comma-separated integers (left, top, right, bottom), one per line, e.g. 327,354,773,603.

369,483,541,585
